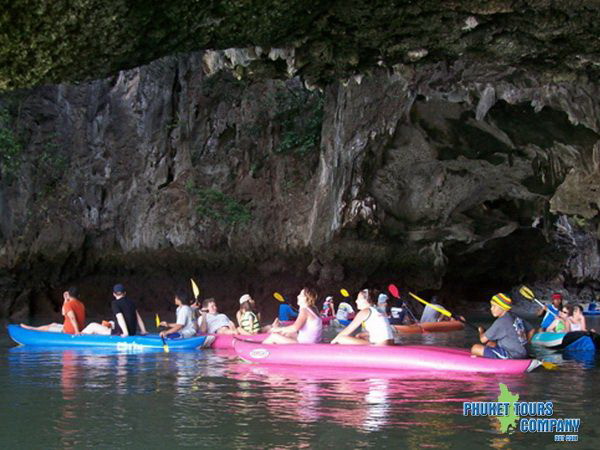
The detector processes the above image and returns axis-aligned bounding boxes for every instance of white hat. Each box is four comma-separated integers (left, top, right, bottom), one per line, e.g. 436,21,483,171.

239,294,252,304
378,293,389,304
324,296,333,303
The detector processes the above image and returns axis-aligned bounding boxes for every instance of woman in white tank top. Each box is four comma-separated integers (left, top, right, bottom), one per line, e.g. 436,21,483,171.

568,304,587,332
331,289,395,346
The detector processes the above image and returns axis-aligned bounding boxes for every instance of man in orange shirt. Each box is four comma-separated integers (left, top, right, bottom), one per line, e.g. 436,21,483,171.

21,287,86,334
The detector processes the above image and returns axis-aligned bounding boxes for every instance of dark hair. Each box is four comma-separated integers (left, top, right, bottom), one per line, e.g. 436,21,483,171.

562,304,574,315
360,288,376,305
573,304,583,313
175,291,190,305
67,287,79,298
202,298,216,309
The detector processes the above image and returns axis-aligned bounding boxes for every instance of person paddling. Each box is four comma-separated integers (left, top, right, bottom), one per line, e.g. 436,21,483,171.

471,293,534,359
21,287,85,335
331,289,395,346
159,291,196,339
198,298,237,335
538,293,562,331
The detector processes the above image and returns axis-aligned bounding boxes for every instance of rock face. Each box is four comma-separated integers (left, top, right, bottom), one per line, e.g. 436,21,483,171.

1,49,599,318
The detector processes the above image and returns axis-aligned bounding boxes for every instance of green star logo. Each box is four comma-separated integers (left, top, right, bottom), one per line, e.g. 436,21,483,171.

497,383,520,433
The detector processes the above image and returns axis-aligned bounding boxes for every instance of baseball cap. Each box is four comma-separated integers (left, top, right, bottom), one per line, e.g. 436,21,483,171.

113,283,126,293
239,294,251,304
378,293,389,304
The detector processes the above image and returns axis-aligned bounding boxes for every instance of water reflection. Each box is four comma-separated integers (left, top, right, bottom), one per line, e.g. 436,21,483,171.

2,321,599,449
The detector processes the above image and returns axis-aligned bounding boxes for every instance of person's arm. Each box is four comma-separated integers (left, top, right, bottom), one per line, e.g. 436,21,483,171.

581,317,587,332
537,306,547,317
116,313,129,337
198,312,208,334
331,309,369,343
65,310,80,334
136,311,147,335
478,326,490,344
273,309,307,333
60,291,69,316
160,323,183,337
236,310,243,326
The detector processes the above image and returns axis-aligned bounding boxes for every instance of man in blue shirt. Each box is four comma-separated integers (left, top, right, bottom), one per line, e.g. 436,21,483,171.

538,293,562,331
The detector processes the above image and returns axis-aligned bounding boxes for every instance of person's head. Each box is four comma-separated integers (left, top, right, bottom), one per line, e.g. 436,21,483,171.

560,304,574,318
551,293,563,308
297,287,318,308
377,293,388,307
175,291,190,306
573,304,584,318
202,298,217,314
324,296,333,305
67,287,79,300
356,289,376,310
239,294,252,307
113,283,126,298
490,293,512,317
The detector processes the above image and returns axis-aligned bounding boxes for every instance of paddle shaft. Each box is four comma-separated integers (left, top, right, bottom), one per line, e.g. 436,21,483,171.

408,292,479,331
532,297,558,319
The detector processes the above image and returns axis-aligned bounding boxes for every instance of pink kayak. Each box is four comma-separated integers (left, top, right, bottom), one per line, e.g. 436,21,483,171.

233,340,541,374
209,333,268,349
280,316,334,327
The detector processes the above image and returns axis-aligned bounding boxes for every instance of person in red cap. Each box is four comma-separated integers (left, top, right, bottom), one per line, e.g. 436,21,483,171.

537,293,563,331
471,293,534,359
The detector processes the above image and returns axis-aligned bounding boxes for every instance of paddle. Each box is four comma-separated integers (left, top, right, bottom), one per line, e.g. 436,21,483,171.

519,286,558,319
155,313,170,353
386,285,423,325
273,292,285,302
191,278,200,301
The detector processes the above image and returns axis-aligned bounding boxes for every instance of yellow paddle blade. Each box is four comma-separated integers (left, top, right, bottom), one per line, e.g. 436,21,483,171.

163,343,170,353
541,361,557,370
340,289,350,297
519,286,535,300
191,279,200,299
273,292,285,302
409,292,452,318
155,314,160,328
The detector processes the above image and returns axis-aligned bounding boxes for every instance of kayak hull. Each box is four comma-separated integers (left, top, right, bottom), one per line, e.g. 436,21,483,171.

210,333,268,349
532,331,599,352
233,339,539,374
394,320,465,334
531,332,566,348
8,324,207,350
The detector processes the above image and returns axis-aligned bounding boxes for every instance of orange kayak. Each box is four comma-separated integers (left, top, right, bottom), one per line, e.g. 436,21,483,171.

394,320,465,334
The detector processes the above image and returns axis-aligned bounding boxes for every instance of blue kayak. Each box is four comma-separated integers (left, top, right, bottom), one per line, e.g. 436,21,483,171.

531,332,566,348
532,331,599,352
7,324,208,350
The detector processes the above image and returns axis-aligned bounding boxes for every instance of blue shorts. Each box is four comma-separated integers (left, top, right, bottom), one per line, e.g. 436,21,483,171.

483,346,511,359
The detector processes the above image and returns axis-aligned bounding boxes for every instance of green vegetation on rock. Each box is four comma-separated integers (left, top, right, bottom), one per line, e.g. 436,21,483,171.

186,181,251,225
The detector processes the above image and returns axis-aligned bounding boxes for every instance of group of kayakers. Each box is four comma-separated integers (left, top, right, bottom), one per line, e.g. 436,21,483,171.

538,293,589,332
19,282,592,361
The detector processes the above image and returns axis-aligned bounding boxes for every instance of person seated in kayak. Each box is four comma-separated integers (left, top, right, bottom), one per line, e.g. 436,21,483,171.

21,287,85,335
159,291,197,339
546,304,573,332
263,287,323,344
376,293,390,317
568,304,587,331
537,293,562,331
321,296,335,318
331,289,395,346
198,298,237,335
336,301,355,321
419,296,447,323
278,298,299,321
471,293,534,359
237,295,262,335
82,284,148,336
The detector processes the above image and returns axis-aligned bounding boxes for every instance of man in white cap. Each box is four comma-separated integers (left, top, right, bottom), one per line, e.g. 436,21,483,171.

376,293,389,317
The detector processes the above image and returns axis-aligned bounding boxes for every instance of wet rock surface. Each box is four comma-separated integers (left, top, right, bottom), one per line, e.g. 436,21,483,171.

1,48,599,318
